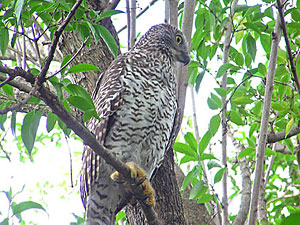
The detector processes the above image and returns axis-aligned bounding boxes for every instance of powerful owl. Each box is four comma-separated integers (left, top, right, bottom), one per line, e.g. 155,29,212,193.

80,23,190,225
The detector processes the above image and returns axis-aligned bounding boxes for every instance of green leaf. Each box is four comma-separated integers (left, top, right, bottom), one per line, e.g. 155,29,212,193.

265,147,276,156
21,110,43,156
60,55,72,76
285,117,294,138
234,52,244,66
181,168,196,192
214,88,227,97
12,201,46,216
2,84,13,96
197,193,213,203
173,142,197,157
200,153,218,161
68,64,101,74
207,161,221,170
0,218,9,225
237,147,255,159
246,34,256,61
11,110,16,137
184,132,198,152
77,22,90,41
207,96,219,110
94,25,118,58
214,167,226,184
82,109,100,122
199,131,212,154
65,84,92,101
189,181,208,200
0,27,9,56
216,63,234,78
231,96,253,105
209,115,221,136
249,123,258,137
14,0,25,24
96,9,124,22
229,110,245,125
260,34,271,54
195,71,205,93
280,212,300,225
67,96,95,112
47,112,57,133
58,119,71,137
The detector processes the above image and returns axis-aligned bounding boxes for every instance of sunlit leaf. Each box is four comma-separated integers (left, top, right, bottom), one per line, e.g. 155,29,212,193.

12,201,46,216
237,147,255,159
96,9,124,22
173,142,197,157
67,96,94,112
214,167,226,184
285,117,294,138
184,132,198,152
246,34,256,61
197,193,213,203
199,131,212,154
15,0,25,24
209,115,221,136
229,110,245,125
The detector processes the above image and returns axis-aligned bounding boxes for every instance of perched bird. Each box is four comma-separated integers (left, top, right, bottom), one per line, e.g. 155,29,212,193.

80,23,190,225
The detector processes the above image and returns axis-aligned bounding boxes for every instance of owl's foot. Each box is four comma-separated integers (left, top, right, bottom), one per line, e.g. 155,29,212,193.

110,162,155,207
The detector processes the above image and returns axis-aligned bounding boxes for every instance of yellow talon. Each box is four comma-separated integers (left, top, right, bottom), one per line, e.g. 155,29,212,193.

110,162,155,207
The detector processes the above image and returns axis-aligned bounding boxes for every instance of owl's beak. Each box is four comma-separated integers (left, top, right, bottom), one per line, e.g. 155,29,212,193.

177,52,190,65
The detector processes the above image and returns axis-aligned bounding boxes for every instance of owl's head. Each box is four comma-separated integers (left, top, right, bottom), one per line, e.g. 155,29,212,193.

134,24,190,65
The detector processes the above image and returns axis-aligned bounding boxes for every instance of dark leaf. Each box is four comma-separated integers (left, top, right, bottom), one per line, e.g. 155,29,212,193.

68,64,100,74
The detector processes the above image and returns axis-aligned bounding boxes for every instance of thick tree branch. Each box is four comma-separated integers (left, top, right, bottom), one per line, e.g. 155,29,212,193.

0,66,160,225
248,10,282,225
267,126,300,143
276,0,300,95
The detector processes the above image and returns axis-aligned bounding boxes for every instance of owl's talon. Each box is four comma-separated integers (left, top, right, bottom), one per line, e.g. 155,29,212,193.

110,162,155,207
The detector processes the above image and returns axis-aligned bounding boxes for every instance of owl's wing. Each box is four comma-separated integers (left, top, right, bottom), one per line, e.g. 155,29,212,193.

80,54,126,207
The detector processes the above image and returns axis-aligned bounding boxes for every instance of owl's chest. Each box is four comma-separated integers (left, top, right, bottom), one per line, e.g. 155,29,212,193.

104,63,177,175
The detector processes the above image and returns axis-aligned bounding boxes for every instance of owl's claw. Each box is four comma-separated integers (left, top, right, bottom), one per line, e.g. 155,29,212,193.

110,162,155,207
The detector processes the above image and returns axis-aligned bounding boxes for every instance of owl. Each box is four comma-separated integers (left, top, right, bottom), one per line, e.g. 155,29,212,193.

80,23,190,225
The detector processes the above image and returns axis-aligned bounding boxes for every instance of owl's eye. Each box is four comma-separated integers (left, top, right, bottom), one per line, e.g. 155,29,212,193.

176,35,182,45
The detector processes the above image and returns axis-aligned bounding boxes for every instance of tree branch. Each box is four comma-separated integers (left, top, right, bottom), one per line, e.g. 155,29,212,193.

276,0,300,95
0,65,160,225
248,9,282,225
228,131,251,225
221,1,238,224
267,126,300,143
118,0,160,34
38,0,83,82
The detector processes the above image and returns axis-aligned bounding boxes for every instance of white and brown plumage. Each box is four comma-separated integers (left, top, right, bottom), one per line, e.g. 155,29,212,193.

80,23,190,225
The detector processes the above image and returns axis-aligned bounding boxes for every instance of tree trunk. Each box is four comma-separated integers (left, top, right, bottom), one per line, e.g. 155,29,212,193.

59,1,189,224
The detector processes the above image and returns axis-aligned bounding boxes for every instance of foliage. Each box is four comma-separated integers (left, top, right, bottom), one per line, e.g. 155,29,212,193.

1,0,300,224
174,0,300,223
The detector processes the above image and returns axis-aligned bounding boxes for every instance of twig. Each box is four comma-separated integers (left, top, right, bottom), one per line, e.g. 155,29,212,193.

267,125,300,143
31,18,43,68
0,130,11,162
129,0,136,49
0,73,33,94
38,0,83,82
267,191,300,205
118,0,159,34
46,37,89,80
126,0,131,50
64,135,74,188
276,0,300,95
0,82,39,114
248,8,282,225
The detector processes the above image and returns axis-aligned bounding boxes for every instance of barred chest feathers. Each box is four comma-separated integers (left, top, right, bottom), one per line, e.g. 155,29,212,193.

103,50,177,179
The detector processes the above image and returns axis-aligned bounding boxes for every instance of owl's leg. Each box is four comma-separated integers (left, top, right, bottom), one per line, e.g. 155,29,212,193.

110,162,155,206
